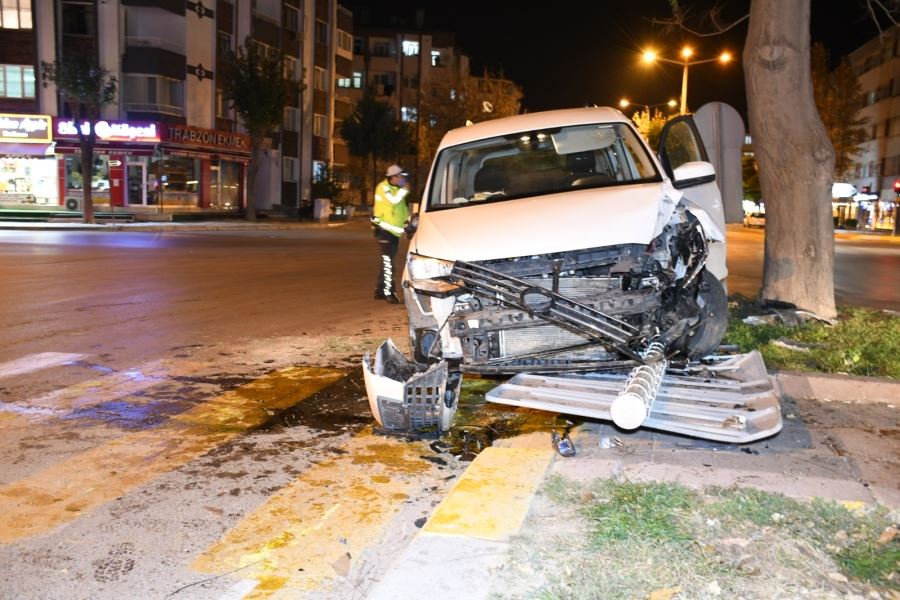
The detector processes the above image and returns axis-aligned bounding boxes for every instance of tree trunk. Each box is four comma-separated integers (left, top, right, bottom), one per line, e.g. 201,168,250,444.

246,138,260,221
744,0,837,319
371,154,378,205
78,130,96,225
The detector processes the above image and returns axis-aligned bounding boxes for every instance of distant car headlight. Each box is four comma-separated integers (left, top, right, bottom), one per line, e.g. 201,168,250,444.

407,253,454,281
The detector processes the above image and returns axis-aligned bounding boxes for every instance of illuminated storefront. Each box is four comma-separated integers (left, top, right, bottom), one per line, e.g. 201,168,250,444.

0,114,57,207
53,119,249,212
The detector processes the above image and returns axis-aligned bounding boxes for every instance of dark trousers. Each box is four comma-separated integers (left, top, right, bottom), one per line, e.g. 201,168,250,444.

375,229,400,296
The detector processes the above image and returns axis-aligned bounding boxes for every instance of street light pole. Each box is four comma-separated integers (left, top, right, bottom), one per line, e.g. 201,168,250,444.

642,47,732,115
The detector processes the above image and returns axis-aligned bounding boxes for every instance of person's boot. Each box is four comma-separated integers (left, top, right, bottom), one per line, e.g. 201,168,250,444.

385,292,401,304
374,290,386,300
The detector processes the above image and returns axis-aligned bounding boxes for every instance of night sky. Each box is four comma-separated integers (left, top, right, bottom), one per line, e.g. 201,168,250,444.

349,1,884,121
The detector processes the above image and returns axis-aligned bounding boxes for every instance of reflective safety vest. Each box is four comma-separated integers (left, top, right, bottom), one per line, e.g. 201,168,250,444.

372,179,409,237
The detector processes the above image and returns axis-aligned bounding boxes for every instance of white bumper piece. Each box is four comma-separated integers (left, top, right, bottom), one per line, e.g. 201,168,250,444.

362,338,460,432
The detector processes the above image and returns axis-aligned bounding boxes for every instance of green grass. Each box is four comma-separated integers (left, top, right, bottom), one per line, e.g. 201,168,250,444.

723,296,900,378
534,477,900,596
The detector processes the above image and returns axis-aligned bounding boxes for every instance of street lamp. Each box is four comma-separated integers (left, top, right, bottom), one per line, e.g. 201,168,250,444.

641,46,732,115
619,98,678,114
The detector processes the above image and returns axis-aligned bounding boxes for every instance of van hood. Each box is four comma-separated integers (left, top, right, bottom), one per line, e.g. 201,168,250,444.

413,183,671,262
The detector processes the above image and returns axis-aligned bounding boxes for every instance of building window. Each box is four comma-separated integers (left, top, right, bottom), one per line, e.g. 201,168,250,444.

124,75,184,116
284,55,299,80
401,106,417,122
0,65,35,98
61,1,93,35
338,30,352,53
402,40,419,56
313,113,326,137
282,157,298,182
315,19,327,44
283,5,299,32
431,51,442,66
352,71,363,88
314,67,327,91
402,75,419,88
336,76,351,88
215,87,227,118
283,107,299,131
1,0,31,29
372,41,391,57
252,0,278,21
353,37,363,54
217,31,232,56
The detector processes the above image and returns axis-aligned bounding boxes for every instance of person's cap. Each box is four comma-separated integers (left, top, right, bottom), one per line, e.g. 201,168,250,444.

386,164,408,177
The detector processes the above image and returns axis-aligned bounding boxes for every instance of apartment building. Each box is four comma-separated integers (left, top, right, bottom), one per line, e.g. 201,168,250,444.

848,24,900,231
0,0,350,216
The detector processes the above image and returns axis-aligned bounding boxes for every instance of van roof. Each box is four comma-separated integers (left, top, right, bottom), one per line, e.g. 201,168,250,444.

438,106,631,151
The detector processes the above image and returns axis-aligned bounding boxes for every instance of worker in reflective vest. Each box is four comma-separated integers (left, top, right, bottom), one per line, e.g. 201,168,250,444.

371,164,410,303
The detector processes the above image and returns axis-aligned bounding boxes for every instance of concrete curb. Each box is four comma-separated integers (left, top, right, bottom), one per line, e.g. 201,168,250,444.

772,370,899,404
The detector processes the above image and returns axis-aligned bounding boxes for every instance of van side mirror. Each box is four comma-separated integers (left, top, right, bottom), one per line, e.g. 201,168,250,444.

672,161,716,189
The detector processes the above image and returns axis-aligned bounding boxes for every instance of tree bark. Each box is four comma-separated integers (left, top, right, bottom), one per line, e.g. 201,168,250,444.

246,138,260,221
77,130,96,225
743,0,837,319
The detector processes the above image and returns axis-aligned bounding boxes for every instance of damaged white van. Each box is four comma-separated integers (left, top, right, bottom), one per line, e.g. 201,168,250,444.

364,107,782,442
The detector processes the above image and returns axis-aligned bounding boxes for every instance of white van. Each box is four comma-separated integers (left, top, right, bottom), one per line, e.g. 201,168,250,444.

366,106,730,431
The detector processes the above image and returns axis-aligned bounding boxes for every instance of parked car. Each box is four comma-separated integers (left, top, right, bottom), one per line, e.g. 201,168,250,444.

743,212,766,228
400,107,728,376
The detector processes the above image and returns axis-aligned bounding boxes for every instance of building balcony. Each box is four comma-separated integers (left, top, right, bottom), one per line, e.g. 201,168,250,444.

125,36,185,56
125,102,184,117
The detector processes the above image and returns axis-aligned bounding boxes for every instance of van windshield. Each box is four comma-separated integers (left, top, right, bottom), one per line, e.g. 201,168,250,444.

426,122,661,210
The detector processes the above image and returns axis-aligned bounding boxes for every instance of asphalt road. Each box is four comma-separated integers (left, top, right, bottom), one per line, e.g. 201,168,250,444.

725,225,900,311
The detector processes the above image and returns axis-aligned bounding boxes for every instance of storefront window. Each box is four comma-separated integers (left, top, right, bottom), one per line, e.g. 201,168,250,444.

149,155,199,207
64,154,110,202
0,155,57,205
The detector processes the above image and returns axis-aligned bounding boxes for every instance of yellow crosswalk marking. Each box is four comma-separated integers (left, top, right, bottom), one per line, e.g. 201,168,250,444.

0,367,344,543
423,446,553,541
192,429,434,597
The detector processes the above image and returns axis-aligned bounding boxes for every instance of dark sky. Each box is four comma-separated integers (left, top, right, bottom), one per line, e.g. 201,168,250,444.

349,1,884,121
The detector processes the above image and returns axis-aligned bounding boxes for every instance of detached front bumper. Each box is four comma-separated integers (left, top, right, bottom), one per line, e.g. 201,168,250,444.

362,339,460,432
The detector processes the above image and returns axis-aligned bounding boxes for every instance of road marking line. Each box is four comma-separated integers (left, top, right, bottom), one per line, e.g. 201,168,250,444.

192,429,434,596
0,352,86,379
422,446,554,541
0,366,344,543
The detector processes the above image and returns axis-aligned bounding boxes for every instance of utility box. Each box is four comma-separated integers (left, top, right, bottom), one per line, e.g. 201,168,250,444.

313,198,331,221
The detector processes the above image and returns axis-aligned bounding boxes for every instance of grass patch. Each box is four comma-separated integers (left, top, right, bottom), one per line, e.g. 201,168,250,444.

723,296,900,378
508,476,900,599
583,480,696,544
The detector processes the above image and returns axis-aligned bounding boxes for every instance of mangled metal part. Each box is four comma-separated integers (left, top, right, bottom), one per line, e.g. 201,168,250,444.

451,260,644,360
485,351,782,443
609,341,668,430
362,339,460,433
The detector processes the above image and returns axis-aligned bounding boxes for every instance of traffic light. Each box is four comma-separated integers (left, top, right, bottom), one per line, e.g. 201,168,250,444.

893,179,900,195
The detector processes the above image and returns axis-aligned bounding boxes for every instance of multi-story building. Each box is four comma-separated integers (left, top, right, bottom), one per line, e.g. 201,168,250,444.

848,25,900,231
0,0,350,217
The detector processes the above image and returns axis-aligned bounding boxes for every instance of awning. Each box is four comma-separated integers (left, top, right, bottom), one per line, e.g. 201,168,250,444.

0,142,54,156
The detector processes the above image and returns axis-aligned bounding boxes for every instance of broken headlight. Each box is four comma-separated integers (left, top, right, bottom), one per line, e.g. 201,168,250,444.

407,253,455,281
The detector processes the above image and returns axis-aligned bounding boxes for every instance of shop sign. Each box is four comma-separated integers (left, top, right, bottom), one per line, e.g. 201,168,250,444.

55,119,160,143
165,124,250,153
0,114,52,143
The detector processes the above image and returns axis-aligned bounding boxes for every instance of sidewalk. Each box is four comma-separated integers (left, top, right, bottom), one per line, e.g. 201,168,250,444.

369,369,900,600
0,217,359,232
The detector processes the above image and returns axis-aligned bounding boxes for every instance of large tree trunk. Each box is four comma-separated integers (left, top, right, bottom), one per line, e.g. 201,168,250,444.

246,139,261,221
744,0,837,319
78,131,96,225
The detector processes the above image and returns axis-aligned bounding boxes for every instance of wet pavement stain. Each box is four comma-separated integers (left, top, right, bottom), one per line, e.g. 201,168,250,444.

258,370,372,434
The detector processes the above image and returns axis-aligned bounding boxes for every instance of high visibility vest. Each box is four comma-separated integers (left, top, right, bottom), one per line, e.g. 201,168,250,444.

372,179,409,237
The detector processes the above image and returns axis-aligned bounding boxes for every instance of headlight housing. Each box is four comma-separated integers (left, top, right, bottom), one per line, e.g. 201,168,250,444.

407,253,455,281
